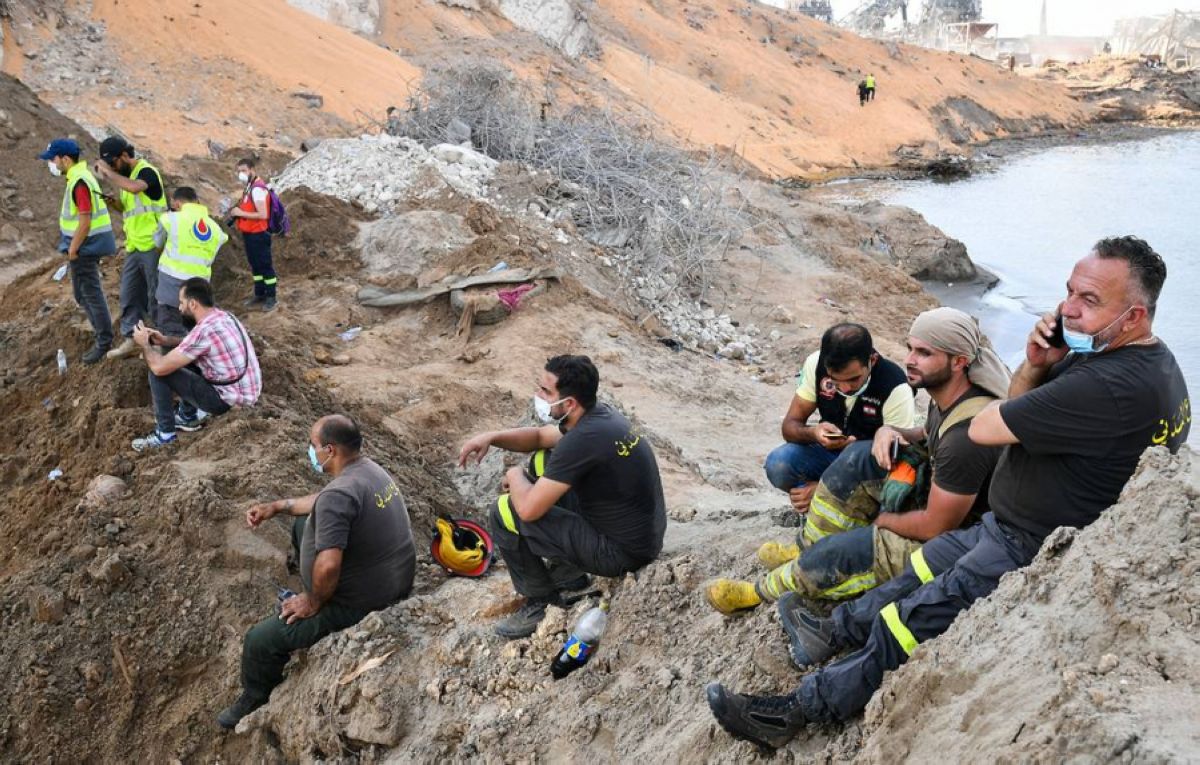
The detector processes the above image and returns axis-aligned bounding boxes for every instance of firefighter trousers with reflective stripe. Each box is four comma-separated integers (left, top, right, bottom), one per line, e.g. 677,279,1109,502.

757,524,924,601
796,513,1040,722
488,498,646,599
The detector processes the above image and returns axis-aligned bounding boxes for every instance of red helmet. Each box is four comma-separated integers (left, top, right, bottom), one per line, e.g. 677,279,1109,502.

431,517,494,577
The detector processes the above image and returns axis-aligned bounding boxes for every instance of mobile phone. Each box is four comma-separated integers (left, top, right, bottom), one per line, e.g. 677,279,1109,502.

827,432,848,442
1048,312,1066,349
890,438,900,462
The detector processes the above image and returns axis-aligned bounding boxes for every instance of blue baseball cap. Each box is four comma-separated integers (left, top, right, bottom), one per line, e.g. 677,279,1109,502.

37,138,80,160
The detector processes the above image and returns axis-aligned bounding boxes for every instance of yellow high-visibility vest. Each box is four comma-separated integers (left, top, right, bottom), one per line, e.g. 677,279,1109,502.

59,162,113,237
120,158,167,251
158,203,228,280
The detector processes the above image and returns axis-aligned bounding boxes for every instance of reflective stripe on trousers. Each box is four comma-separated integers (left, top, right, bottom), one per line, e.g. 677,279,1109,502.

497,493,518,535
880,602,918,656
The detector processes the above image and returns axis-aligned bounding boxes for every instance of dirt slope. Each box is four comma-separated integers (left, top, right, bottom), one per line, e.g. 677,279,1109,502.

4,0,1086,176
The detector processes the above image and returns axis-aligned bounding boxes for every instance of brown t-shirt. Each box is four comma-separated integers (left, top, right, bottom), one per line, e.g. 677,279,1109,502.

300,457,416,611
924,386,1004,524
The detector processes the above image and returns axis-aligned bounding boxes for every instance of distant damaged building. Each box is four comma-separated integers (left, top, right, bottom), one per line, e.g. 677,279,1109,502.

1111,11,1200,70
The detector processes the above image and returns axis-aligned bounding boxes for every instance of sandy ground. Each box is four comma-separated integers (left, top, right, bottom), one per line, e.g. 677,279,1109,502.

4,0,1086,177
1,3,1197,760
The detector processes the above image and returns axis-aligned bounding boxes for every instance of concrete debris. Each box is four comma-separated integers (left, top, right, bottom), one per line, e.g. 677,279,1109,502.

274,135,496,211
497,0,600,58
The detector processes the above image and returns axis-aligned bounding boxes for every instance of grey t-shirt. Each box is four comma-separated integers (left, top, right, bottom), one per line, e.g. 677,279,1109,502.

542,403,668,562
299,457,416,611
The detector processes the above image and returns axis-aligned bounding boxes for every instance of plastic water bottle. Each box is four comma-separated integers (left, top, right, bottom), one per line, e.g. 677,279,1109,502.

56,349,67,375
550,602,609,679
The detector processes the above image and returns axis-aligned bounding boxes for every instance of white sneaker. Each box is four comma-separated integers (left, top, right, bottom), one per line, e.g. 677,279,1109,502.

106,338,139,360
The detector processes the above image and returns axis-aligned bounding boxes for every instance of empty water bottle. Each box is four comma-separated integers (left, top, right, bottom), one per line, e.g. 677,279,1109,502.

550,601,609,679
56,349,67,375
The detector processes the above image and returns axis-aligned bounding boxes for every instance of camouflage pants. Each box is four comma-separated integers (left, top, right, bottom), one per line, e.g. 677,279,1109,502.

757,441,931,601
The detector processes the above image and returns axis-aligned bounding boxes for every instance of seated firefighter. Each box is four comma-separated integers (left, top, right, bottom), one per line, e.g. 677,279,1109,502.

131,277,261,450
458,355,668,639
705,236,1191,750
219,415,416,729
764,323,915,515
704,308,1010,624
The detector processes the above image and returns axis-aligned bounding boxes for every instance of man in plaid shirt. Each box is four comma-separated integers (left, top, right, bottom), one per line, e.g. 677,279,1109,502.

131,277,262,451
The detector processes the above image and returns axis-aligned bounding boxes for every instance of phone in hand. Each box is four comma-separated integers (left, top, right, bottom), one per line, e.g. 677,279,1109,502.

890,437,900,463
1049,312,1066,349
826,432,848,442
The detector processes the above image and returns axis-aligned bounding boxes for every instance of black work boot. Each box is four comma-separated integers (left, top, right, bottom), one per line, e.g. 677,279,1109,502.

217,692,265,730
705,682,808,749
778,592,837,669
82,343,110,365
494,596,554,640
548,559,590,593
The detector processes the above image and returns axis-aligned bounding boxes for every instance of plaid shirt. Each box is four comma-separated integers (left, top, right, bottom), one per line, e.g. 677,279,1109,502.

177,308,262,407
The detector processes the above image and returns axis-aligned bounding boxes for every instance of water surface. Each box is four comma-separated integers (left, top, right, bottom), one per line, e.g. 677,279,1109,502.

876,131,1200,444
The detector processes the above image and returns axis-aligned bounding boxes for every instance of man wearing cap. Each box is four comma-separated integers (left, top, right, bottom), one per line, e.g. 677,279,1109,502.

704,307,1009,616
40,138,117,364
93,136,168,360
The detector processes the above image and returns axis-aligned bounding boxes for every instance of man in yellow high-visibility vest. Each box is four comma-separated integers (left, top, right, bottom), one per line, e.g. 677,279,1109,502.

39,137,117,364
149,186,230,432
94,136,168,360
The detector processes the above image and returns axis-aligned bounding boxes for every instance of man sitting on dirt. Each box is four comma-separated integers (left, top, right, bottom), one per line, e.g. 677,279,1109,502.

704,308,1009,624
764,323,914,517
705,236,1191,750
218,415,416,729
458,355,668,639
130,277,261,450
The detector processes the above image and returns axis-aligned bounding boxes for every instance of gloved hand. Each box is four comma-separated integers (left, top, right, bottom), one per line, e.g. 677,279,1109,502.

878,449,923,513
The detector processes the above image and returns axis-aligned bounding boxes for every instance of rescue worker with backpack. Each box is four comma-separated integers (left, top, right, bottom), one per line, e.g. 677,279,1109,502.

230,157,279,312
93,136,168,360
704,309,1011,640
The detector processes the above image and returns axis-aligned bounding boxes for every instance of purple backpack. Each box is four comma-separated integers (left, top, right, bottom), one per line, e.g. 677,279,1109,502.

266,187,290,237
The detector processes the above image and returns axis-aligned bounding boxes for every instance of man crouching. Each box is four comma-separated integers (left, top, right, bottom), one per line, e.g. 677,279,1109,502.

459,355,668,639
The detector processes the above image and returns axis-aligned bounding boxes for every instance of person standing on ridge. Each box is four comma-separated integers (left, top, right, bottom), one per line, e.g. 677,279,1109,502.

94,136,168,360
229,157,277,312
40,137,117,364
865,73,876,101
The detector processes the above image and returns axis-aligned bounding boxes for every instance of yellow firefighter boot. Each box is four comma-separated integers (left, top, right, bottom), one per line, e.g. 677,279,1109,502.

757,541,801,570
704,579,763,615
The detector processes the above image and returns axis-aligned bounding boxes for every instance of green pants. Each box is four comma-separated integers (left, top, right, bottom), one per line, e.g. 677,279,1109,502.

240,517,369,703
241,600,369,703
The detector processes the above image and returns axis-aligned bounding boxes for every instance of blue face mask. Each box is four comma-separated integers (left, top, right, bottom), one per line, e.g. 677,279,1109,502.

1062,306,1132,355
308,443,328,474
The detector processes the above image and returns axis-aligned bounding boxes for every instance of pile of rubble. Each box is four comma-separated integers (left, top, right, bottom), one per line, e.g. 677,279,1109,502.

275,134,498,211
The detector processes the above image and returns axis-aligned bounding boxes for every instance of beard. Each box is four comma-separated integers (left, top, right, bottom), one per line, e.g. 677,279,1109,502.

908,360,953,390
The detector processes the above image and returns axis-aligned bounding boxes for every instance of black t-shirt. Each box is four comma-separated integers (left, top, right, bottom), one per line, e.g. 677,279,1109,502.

990,342,1191,541
925,386,1003,522
543,403,668,561
135,166,164,202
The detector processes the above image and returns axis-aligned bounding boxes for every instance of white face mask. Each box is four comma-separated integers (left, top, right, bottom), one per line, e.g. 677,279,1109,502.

238,172,249,183
533,395,568,424
48,161,62,177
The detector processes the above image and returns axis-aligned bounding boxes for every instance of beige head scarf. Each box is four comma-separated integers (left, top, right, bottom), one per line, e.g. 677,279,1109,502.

909,307,1011,399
